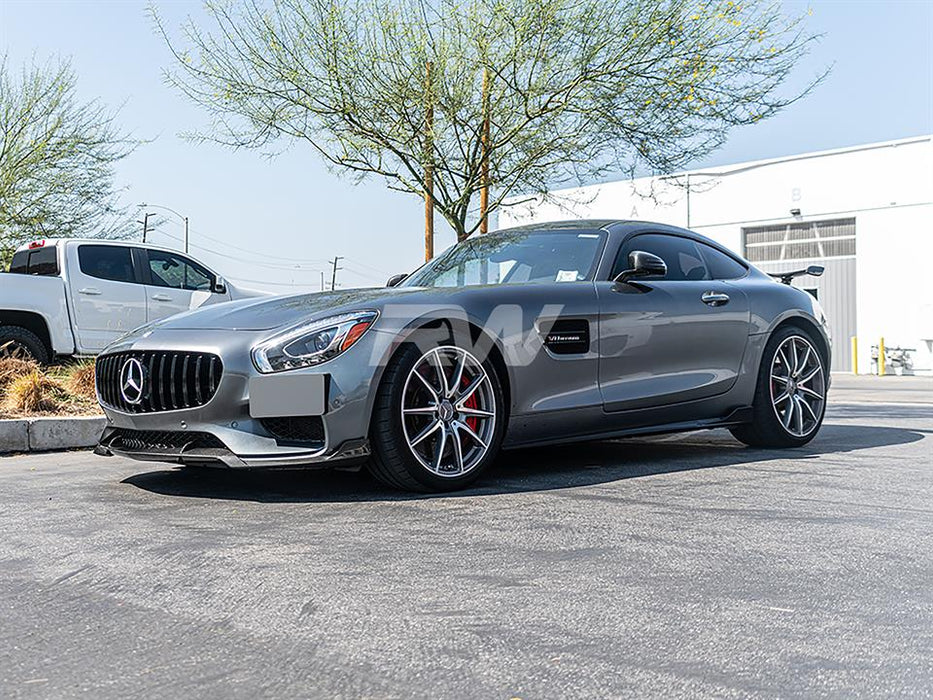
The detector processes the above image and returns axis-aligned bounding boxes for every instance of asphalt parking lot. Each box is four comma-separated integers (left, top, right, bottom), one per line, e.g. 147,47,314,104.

1,376,931,698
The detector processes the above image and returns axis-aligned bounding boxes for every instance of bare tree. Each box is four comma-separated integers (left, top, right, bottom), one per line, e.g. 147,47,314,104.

0,56,137,257
155,0,824,244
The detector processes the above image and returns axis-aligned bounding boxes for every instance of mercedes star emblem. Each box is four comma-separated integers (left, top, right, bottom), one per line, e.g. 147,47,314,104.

119,358,145,405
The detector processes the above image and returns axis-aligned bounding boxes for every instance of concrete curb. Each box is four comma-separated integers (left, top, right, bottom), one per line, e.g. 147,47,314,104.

0,416,106,454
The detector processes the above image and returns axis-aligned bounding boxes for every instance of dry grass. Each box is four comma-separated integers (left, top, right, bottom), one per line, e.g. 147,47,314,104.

0,358,101,419
0,356,38,391
63,360,97,400
2,370,66,414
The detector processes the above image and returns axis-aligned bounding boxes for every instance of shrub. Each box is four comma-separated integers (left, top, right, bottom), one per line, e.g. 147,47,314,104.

0,356,38,392
64,360,97,400
2,370,67,414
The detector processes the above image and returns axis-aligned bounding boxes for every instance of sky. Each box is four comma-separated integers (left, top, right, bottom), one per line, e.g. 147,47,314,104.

1,0,931,292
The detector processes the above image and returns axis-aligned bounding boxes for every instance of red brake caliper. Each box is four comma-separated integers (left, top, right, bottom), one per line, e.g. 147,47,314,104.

462,376,478,432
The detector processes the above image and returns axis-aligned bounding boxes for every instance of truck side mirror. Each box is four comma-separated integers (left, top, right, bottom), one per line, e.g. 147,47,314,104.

386,273,407,288
212,276,227,295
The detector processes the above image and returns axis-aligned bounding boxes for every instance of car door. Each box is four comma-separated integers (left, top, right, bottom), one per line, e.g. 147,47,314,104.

67,244,148,353
597,233,750,412
142,248,229,323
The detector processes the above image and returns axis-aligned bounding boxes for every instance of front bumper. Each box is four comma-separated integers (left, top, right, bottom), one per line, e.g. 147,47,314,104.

95,426,370,469
95,329,386,469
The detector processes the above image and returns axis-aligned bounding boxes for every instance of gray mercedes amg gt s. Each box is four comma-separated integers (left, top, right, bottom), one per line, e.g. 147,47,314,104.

95,220,831,492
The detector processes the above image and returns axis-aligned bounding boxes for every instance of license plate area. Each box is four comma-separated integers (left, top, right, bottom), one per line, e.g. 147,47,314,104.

249,374,326,418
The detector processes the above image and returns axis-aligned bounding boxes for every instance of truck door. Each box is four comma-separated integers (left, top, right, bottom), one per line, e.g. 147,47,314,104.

66,244,147,353
141,248,229,323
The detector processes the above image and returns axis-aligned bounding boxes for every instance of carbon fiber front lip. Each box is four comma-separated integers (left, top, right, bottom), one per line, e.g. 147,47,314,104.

98,426,370,469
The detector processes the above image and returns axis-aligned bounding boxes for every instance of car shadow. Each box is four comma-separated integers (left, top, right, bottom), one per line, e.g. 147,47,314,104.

122,409,928,503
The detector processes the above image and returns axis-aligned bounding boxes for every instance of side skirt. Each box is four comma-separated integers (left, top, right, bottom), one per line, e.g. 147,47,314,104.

501,406,753,451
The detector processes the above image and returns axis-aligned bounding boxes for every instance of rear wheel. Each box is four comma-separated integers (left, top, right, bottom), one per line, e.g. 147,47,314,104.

0,325,50,364
731,327,827,448
367,341,505,492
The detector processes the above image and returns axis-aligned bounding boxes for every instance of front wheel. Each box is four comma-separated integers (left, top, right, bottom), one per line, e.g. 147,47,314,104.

731,327,827,448
0,325,50,364
367,342,505,492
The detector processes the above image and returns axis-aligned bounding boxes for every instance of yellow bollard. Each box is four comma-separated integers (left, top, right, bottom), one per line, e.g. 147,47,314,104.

878,337,886,377
851,337,858,375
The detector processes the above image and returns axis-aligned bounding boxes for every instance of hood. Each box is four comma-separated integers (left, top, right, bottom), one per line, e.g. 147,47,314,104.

151,287,424,331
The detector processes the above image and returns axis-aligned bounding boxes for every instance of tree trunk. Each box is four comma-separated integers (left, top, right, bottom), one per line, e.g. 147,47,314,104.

423,60,434,261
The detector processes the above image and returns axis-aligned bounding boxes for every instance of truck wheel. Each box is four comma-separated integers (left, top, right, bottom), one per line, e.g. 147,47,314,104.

0,326,50,364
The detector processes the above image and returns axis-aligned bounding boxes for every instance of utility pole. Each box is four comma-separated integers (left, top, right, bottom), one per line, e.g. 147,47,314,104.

320,272,325,291
479,66,491,235
137,212,152,243
424,60,434,261
329,257,343,291
184,216,190,253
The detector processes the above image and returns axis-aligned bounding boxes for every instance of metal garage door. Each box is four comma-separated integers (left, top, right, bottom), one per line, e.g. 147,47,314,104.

743,218,857,372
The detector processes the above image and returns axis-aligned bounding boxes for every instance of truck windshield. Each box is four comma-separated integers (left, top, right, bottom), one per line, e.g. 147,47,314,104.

9,246,59,276
401,230,606,288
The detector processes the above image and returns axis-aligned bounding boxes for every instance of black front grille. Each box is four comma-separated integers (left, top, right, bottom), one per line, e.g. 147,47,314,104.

260,416,325,444
109,429,226,452
96,351,223,413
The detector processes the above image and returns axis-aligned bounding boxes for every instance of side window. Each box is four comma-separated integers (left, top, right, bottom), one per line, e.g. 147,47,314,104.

698,242,747,280
9,251,28,274
612,234,710,282
8,247,58,275
147,250,213,291
28,246,59,276
78,245,136,283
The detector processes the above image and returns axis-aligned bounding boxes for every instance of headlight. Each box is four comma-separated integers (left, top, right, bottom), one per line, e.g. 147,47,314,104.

251,311,378,373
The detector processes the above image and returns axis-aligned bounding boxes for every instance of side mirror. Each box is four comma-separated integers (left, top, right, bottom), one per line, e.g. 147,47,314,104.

212,276,227,295
386,273,407,288
806,265,825,277
613,250,667,284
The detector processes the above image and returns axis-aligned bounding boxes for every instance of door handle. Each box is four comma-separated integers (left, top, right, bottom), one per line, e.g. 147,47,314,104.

78,287,101,296
151,293,172,302
701,291,730,307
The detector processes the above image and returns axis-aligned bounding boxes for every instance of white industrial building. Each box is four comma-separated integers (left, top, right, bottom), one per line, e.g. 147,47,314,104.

500,135,933,375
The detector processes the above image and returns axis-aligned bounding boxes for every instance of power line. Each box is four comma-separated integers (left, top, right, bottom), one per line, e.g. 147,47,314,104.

341,263,387,282
144,222,391,284
185,224,329,264
145,226,326,272
226,276,317,288
342,256,394,277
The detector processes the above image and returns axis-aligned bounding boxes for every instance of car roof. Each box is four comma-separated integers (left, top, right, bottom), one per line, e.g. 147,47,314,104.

493,219,747,264
496,219,620,233
496,219,699,235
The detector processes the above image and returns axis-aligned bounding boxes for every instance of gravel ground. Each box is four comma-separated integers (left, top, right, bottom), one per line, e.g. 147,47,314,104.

0,379,931,698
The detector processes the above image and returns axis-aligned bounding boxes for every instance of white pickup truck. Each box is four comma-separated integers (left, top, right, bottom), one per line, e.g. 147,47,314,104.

0,239,264,363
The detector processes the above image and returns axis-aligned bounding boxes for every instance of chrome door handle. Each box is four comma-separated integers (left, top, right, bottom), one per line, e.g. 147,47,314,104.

701,291,730,307
78,287,101,295
151,293,172,302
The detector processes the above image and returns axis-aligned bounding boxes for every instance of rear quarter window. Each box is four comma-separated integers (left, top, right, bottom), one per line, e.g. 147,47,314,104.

9,251,28,274
8,246,59,275
698,242,748,280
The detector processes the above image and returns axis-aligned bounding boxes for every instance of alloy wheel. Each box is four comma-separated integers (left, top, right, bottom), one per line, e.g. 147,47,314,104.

0,340,31,361
770,335,825,438
400,346,497,477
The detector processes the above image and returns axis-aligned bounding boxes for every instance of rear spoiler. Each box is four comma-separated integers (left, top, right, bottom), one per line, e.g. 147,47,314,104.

768,265,824,285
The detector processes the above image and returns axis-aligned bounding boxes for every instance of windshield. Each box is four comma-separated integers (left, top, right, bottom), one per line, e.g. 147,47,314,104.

402,230,606,288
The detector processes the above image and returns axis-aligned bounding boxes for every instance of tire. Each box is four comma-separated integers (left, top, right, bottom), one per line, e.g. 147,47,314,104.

367,337,506,492
0,325,50,364
730,325,827,448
